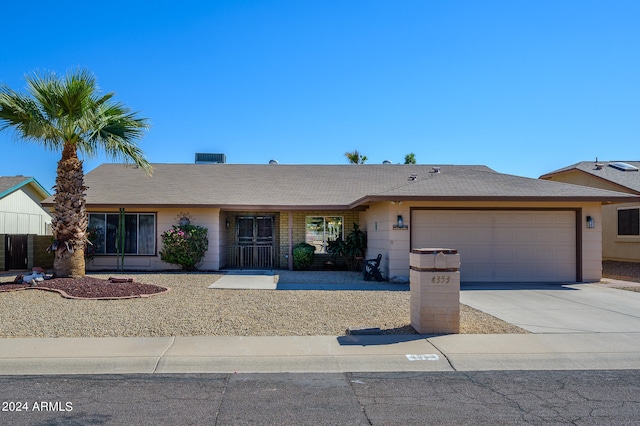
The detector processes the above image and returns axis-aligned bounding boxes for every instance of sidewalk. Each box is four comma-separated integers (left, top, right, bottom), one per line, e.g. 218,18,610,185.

1,332,640,375
2,273,640,375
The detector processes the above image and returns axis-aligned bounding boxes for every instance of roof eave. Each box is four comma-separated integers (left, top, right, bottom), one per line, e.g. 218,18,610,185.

81,203,366,211
0,177,51,200
541,169,640,195
351,195,640,207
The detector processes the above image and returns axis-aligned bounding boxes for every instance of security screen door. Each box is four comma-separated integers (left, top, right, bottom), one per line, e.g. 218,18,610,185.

237,216,274,268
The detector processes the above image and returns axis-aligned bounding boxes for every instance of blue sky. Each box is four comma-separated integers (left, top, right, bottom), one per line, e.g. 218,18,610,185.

1,0,638,192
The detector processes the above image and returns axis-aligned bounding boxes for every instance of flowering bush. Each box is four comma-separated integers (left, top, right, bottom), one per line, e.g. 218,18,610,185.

159,224,209,271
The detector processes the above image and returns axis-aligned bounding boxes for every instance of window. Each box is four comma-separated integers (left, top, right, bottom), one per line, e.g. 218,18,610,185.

88,213,156,255
305,216,343,253
618,208,640,236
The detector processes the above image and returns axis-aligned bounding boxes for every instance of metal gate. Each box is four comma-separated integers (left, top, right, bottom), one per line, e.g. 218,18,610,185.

234,216,274,268
5,234,28,270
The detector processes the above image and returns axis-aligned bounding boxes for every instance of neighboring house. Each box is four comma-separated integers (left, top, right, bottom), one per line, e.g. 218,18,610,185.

44,162,639,283
0,176,53,270
540,161,640,263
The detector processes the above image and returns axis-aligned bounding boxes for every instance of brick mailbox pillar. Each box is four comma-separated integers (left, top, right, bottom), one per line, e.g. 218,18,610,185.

409,248,461,334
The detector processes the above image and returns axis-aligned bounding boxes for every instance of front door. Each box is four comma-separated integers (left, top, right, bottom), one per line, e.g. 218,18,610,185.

237,216,274,268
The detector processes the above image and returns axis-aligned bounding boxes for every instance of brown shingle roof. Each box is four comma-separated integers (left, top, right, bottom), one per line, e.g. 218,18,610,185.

0,176,50,199
44,163,639,209
540,161,640,194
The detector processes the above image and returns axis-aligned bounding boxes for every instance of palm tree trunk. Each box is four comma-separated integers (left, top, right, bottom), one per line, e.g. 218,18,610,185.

52,143,87,277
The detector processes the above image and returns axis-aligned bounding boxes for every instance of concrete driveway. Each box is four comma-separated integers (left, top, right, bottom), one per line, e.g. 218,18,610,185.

460,281,640,333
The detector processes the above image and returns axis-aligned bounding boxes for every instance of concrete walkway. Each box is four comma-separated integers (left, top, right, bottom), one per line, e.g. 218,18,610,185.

208,270,277,289
208,270,408,291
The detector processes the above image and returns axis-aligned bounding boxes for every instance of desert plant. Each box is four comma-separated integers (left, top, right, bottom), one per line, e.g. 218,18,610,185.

326,223,367,271
160,224,209,271
83,225,103,261
116,207,126,271
293,242,315,270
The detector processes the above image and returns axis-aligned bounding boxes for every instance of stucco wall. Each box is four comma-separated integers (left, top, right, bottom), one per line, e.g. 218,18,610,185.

361,200,604,282
361,201,410,279
86,207,221,271
543,170,640,263
602,202,640,262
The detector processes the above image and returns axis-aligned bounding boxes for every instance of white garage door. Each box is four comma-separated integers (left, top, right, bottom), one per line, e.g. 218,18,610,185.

412,210,577,282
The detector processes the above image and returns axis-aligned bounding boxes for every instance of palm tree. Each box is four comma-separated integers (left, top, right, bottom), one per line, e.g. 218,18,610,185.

345,149,367,164
0,69,150,277
404,152,416,164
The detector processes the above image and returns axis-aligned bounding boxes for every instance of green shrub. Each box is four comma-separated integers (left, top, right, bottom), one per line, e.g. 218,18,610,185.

293,243,315,270
159,224,209,271
326,223,367,271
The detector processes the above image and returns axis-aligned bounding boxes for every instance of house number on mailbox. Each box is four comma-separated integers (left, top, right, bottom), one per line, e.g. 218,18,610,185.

431,275,451,284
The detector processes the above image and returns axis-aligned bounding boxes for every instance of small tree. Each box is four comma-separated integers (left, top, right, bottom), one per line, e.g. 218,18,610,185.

160,224,209,271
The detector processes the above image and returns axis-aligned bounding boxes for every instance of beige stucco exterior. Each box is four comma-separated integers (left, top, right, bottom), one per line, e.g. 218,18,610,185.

85,207,362,272
86,200,604,282
360,200,603,282
86,207,222,271
543,170,640,263
602,202,640,262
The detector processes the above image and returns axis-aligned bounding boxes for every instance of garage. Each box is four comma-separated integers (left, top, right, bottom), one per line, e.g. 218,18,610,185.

411,209,578,282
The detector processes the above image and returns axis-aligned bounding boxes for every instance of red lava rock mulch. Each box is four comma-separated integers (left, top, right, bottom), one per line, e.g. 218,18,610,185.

0,276,169,300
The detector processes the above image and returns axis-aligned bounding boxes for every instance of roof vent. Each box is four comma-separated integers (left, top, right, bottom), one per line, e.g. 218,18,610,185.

408,174,418,181
595,163,605,170
269,159,279,165
609,162,638,172
195,153,226,164
431,167,441,173
382,160,392,164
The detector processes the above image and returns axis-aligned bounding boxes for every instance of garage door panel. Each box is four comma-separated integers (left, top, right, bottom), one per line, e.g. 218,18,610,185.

412,210,576,282
463,265,493,281
552,230,575,243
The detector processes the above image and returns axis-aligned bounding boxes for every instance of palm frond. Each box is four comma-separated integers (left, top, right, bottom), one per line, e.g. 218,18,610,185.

2,68,151,173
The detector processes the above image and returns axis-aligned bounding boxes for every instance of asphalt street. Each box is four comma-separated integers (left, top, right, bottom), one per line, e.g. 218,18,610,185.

2,371,640,425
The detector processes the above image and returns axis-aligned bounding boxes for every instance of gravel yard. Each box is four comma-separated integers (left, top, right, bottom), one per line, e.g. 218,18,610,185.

0,270,527,338
3,260,635,339
602,260,640,292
